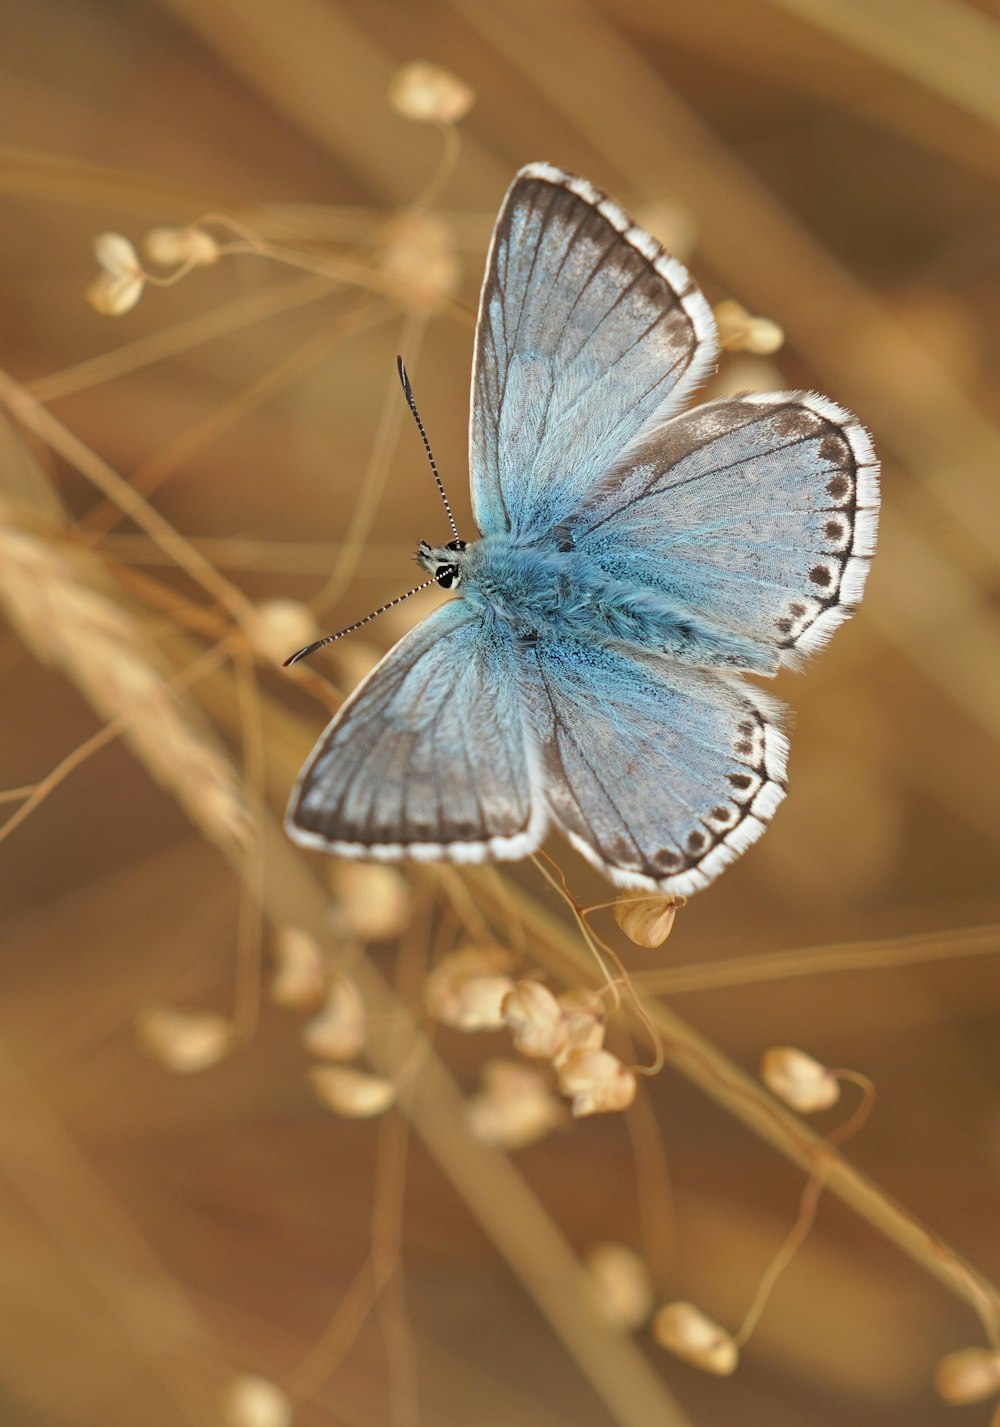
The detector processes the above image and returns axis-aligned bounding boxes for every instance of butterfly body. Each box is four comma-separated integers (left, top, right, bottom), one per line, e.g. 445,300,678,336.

287,163,879,896
428,533,772,671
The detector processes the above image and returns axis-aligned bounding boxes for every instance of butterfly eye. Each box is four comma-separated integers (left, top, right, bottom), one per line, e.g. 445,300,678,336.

435,564,460,589
446,539,467,552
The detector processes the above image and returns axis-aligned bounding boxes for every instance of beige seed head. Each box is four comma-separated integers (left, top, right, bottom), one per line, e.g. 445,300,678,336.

557,988,607,1055
652,1301,739,1376
585,1242,655,1331
270,926,327,1010
86,232,145,315
310,1066,396,1118
136,1005,231,1074
248,599,318,668
715,299,785,355
388,61,474,124
502,980,568,1059
761,1046,841,1113
613,891,680,948
145,224,220,267
466,1059,564,1149
556,1048,636,1118
379,212,461,313
223,1374,293,1427
331,862,410,942
425,946,515,1030
934,1346,1000,1404
302,977,366,1061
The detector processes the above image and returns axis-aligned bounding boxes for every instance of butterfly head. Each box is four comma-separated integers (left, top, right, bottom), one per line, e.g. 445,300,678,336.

417,537,468,590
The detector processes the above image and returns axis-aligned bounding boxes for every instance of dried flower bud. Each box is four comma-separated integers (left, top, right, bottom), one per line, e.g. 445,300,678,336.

331,862,410,941
86,232,145,315
585,1242,654,1330
466,1059,564,1149
249,599,318,668
425,946,515,1030
303,977,366,1061
557,988,606,1055
270,925,326,1009
310,1065,396,1118
613,892,680,948
934,1347,1000,1404
761,1046,840,1113
389,61,474,124
145,224,219,268
380,212,460,313
557,1048,636,1118
715,299,785,356
652,1301,738,1376
502,980,567,1059
223,1375,292,1427
136,1005,231,1073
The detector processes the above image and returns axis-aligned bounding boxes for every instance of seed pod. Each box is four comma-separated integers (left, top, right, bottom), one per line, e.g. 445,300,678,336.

270,926,326,1010
585,1242,654,1330
310,1066,396,1118
934,1346,1000,1404
652,1301,739,1376
466,1060,564,1149
557,1048,636,1118
223,1374,292,1427
503,980,567,1059
302,977,366,1061
761,1046,841,1112
136,1006,231,1074
613,892,680,948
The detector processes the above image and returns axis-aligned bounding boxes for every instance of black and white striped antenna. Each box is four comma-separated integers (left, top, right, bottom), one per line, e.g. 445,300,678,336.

283,358,457,668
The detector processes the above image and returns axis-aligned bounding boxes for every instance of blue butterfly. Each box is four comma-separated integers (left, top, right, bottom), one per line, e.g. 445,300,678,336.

286,163,879,896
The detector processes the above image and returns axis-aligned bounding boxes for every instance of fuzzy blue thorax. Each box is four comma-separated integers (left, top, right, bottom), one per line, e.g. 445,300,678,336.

436,533,774,671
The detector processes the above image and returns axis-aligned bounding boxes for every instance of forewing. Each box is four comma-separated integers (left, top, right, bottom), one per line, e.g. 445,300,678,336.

566,392,879,667
522,639,788,897
287,602,545,863
470,162,717,538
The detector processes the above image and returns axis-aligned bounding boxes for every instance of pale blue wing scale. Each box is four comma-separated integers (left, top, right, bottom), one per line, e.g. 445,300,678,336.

470,163,718,538
565,392,880,667
520,639,789,897
286,602,546,862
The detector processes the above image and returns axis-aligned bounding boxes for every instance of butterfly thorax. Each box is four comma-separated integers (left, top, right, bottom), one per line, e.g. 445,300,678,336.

453,533,772,671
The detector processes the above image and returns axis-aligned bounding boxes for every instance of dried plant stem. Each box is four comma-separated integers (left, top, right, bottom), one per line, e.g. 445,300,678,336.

631,921,1000,995
83,298,394,537
29,274,339,402
467,868,1000,1340
249,814,694,1427
0,637,230,846
311,307,429,616
0,369,257,629
0,1039,221,1424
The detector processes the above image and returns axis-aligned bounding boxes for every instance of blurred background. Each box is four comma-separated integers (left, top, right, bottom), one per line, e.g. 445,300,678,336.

1,1,1000,1424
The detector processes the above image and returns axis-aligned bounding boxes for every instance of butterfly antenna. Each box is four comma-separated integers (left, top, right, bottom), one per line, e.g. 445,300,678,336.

397,355,460,542
283,578,437,667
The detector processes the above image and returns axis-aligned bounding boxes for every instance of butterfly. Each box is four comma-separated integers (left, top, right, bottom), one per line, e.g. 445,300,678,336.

285,163,879,897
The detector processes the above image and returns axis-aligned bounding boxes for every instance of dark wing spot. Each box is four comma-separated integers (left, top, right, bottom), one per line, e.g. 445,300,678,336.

776,618,792,635
825,519,845,540
734,739,753,756
687,830,706,852
789,602,806,617
827,474,849,500
810,564,832,587
712,806,732,822
819,434,847,464
728,772,753,791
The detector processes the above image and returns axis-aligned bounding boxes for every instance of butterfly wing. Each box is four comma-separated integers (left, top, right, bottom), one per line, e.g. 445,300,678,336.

521,639,788,896
562,392,879,668
286,602,545,862
470,162,717,538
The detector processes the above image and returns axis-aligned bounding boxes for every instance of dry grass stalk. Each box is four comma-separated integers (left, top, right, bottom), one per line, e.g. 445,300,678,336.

0,502,247,849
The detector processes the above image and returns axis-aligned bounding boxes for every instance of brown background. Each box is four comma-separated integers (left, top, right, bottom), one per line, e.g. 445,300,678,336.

1,2,1000,1424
